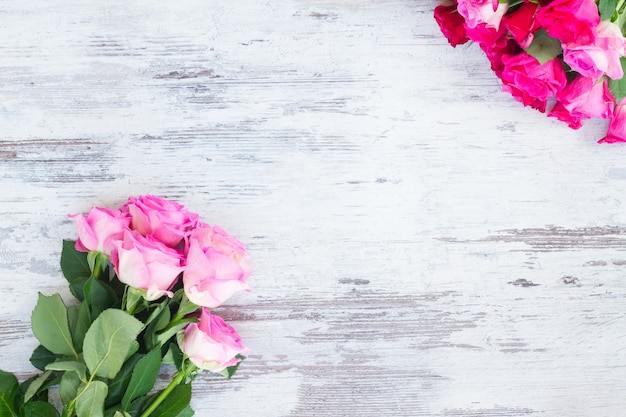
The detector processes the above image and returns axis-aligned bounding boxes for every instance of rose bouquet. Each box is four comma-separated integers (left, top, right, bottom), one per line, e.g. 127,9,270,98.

0,196,251,417
434,0,626,143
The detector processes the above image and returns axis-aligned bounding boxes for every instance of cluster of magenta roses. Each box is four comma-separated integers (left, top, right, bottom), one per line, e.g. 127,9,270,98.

0,195,251,417
435,0,626,143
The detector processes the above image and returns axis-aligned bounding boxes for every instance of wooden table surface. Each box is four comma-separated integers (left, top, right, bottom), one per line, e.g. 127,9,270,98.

1,1,625,416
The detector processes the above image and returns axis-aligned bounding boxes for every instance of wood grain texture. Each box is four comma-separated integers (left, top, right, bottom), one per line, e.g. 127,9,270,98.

1,1,626,416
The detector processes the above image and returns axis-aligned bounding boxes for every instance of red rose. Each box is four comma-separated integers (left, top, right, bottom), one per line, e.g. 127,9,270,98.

434,4,469,47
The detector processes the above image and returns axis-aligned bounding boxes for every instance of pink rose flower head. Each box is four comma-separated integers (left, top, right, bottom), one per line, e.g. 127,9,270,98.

536,0,600,45
111,230,185,301
434,2,470,47
563,21,626,81
548,76,614,129
69,207,130,255
600,99,626,144
457,0,508,30
122,195,199,248
180,308,249,372
500,52,568,113
183,225,251,309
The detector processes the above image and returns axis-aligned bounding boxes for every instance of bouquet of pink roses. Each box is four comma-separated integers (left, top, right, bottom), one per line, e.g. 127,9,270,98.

434,0,626,143
0,196,251,417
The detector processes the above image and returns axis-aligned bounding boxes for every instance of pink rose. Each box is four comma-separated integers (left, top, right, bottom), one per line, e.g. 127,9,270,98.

536,0,600,45
183,225,250,308
434,3,470,47
457,0,508,30
600,99,626,144
122,195,199,248
548,76,614,129
69,207,130,255
500,52,568,112
563,21,626,80
465,20,508,50
180,308,249,372
111,230,184,301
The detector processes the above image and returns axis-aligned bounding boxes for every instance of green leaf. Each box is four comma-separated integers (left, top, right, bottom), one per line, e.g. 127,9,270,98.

46,361,87,381
61,240,91,301
0,370,18,417
609,58,626,101
525,29,562,65
177,406,194,417
155,318,197,347
149,384,191,417
30,345,58,371
22,401,59,417
599,0,619,21
144,305,171,350
83,309,144,379
59,372,81,407
31,293,78,358
84,277,118,318
23,371,52,403
105,354,143,408
72,303,92,353
122,348,161,409
113,412,131,417
162,343,184,370
75,381,108,417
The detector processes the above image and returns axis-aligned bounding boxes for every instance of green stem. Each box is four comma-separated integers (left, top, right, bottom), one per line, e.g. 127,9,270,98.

138,363,197,417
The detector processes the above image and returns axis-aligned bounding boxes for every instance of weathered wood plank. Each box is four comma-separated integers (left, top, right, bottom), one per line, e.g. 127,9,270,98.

1,1,626,416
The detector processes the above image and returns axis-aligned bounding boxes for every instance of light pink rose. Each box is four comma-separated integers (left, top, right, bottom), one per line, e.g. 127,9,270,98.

549,76,614,129
111,230,184,301
500,52,568,113
69,207,130,255
183,225,250,308
457,0,508,30
121,195,199,248
180,308,249,372
563,21,626,80
536,0,600,45
600,99,626,144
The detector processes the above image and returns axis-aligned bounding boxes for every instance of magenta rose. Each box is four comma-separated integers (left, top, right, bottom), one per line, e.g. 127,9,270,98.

69,207,130,255
536,0,600,45
434,3,470,47
180,308,249,372
457,0,508,30
563,21,626,80
122,195,199,248
600,99,626,144
183,225,250,308
500,52,568,112
111,230,184,301
548,76,614,129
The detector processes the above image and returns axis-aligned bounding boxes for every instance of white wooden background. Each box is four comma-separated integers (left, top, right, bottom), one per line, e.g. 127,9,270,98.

1,1,626,416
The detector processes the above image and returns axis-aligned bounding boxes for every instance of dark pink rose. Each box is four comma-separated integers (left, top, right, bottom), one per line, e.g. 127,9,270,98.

536,0,600,45
111,230,184,301
69,207,130,255
549,76,614,129
180,308,249,372
183,225,250,308
600,99,626,144
563,21,626,80
502,2,541,48
434,3,470,47
500,52,568,112
122,195,199,248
